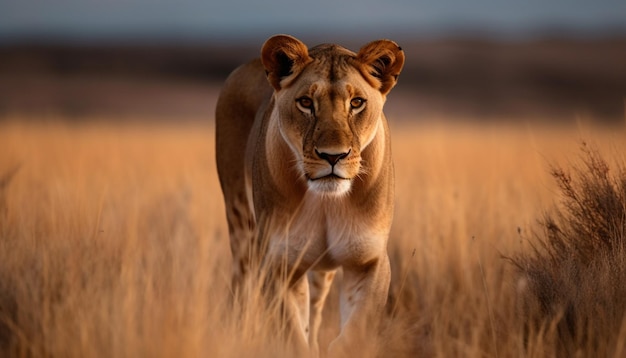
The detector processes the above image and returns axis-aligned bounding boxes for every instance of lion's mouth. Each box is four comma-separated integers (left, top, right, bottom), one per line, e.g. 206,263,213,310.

306,173,353,196
308,173,350,181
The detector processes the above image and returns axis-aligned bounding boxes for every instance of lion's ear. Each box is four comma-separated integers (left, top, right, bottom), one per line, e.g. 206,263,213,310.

261,35,312,91
356,40,405,95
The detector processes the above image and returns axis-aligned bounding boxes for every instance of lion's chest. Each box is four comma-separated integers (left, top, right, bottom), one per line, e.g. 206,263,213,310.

266,196,386,271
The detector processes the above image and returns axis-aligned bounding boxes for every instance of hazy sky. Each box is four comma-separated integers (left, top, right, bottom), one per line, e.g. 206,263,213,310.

1,0,625,43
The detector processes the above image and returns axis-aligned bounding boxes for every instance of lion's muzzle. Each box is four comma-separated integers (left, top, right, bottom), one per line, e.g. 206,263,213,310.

306,147,355,196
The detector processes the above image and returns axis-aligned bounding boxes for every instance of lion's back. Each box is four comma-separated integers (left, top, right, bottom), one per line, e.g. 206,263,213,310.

216,59,272,123
215,59,272,203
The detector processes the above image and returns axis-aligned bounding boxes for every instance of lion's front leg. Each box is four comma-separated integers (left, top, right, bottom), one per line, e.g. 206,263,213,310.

285,274,311,348
261,270,311,357
329,253,391,356
309,270,336,356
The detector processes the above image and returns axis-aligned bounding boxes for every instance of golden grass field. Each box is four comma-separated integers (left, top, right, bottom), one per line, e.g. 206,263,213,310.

0,115,625,357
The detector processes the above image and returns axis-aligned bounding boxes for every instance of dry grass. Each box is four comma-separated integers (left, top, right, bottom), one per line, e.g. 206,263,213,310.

0,116,625,357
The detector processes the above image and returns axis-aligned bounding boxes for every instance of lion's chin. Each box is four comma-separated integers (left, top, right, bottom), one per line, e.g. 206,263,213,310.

308,176,352,197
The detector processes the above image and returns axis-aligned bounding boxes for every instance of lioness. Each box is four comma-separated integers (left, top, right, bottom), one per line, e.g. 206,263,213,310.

216,34,404,355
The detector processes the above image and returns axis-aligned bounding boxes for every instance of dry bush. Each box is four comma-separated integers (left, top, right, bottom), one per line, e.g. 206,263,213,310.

515,142,626,356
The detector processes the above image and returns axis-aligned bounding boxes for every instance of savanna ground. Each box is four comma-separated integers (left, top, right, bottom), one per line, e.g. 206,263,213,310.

0,114,625,357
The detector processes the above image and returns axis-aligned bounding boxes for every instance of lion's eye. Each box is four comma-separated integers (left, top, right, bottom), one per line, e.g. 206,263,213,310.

296,97,314,113
350,97,366,110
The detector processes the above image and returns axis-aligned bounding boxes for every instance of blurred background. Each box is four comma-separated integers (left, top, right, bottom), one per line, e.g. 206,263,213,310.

1,0,625,123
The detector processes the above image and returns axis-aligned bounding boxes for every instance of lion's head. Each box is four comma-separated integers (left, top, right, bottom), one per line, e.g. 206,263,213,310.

261,35,404,197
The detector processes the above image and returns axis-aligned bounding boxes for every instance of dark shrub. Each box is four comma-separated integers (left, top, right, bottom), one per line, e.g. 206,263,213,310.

515,142,626,356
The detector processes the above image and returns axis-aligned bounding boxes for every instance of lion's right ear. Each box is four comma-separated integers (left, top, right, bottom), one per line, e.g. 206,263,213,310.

356,39,405,95
261,35,312,91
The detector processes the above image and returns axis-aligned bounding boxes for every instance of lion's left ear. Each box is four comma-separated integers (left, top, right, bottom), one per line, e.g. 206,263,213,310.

356,40,405,95
261,34,312,91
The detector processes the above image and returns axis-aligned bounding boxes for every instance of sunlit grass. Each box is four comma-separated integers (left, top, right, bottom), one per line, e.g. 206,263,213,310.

0,116,624,357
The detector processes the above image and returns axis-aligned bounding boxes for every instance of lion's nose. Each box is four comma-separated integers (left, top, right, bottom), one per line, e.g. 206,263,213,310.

315,148,351,166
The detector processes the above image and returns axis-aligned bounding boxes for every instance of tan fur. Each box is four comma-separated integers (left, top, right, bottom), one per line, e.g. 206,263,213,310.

216,34,404,356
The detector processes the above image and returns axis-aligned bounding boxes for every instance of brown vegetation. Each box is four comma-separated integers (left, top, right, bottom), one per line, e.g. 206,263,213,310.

0,117,625,356
2,38,626,120
514,142,626,356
